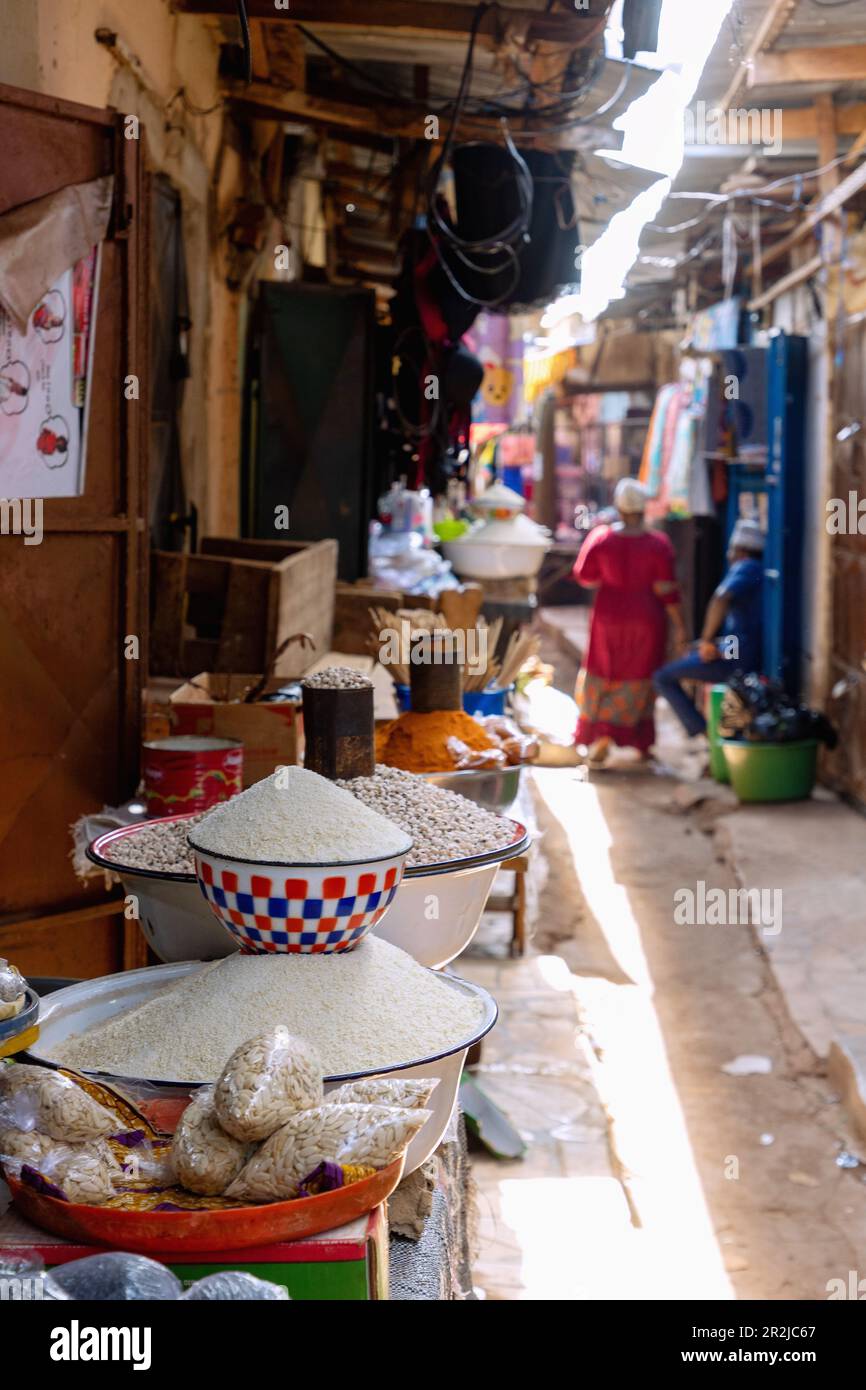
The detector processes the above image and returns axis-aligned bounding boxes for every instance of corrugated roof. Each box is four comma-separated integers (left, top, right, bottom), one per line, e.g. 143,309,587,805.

625,0,866,309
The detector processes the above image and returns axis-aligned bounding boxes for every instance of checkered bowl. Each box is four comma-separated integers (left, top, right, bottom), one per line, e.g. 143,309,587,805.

187,837,411,954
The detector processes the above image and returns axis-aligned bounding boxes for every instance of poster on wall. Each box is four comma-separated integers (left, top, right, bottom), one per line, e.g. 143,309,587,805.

0,249,99,499
465,312,525,428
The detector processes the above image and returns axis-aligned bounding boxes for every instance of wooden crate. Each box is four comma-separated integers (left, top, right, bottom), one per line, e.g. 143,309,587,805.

151,538,338,679
333,582,439,655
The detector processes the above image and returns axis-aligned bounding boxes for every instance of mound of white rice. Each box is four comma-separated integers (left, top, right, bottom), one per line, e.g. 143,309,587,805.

48,938,486,1081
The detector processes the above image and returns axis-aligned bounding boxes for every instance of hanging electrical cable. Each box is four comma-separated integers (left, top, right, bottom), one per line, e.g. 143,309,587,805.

423,4,535,309
295,6,624,130
236,0,252,84
646,152,855,235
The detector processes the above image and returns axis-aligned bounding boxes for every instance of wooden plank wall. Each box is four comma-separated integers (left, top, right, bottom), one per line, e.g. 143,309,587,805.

0,84,148,977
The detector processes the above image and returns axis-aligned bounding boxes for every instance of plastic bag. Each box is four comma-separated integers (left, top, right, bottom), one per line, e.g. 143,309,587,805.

446,736,507,771
214,1027,324,1143
112,1130,175,1188
172,1087,252,1196
327,1077,437,1110
476,715,540,765
0,1128,118,1205
479,714,522,742
50,1251,183,1301
182,1271,290,1301
225,1103,430,1203
0,959,26,1020
0,1064,117,1143
0,1252,70,1300
720,672,838,747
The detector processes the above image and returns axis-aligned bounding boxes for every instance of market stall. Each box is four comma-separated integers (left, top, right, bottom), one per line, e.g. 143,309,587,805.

0,657,544,1298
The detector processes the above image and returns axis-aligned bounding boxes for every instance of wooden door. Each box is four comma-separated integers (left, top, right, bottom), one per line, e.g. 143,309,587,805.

0,84,148,977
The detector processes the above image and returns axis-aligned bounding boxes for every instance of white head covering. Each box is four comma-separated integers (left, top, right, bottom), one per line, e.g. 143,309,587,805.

614,478,647,514
729,518,765,553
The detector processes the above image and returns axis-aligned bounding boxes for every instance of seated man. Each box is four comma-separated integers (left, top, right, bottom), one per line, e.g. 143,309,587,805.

653,518,764,738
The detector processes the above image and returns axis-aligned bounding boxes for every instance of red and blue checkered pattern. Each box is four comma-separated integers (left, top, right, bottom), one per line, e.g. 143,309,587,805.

195,859,401,954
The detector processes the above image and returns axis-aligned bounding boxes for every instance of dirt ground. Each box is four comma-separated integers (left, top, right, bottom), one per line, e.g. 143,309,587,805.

459,626,866,1302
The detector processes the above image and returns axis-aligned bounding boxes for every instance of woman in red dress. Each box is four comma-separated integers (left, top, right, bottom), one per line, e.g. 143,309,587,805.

574,479,686,764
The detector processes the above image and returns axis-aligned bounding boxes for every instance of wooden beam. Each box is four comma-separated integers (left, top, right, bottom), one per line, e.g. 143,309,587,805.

175,0,604,46
747,254,823,312
760,155,866,271
323,126,397,154
720,0,797,110
1,896,124,935
844,123,866,167
815,95,841,265
249,20,269,80
230,81,427,135
725,103,866,143
326,160,393,185
227,80,576,146
749,46,866,90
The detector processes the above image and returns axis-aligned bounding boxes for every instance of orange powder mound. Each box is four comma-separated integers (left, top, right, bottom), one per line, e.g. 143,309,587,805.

375,709,494,773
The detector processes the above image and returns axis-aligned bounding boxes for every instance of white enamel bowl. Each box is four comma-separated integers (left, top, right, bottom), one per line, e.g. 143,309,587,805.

90,813,530,971
376,820,530,969
26,962,498,1175
88,818,237,964
441,536,549,580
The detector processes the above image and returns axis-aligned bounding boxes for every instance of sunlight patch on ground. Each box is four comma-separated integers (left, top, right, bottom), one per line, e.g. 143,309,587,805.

530,769,734,1299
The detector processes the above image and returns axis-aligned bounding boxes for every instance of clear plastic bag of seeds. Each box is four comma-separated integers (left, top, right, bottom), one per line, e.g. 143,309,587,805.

0,1063,117,1142
171,1086,253,1196
0,1127,119,1205
225,1102,430,1203
327,1077,438,1110
214,1027,324,1143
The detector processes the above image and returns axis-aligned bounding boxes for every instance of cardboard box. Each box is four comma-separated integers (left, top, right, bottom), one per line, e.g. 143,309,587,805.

169,673,302,787
0,1203,389,1300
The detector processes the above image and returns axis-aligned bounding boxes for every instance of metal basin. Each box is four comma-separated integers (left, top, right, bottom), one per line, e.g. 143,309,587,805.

420,764,523,814
26,962,498,1175
88,819,235,964
377,821,530,969
89,811,530,969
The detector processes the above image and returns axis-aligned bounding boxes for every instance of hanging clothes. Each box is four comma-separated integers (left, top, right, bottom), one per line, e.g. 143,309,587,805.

639,384,679,496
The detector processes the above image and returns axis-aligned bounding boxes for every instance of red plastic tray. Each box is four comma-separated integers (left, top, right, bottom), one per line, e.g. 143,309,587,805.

7,1155,403,1254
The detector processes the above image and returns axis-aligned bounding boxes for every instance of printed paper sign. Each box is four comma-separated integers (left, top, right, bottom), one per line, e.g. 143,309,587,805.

0,260,94,499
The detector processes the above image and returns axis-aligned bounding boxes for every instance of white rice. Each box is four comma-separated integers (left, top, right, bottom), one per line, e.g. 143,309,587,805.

191,767,412,863
48,938,485,1082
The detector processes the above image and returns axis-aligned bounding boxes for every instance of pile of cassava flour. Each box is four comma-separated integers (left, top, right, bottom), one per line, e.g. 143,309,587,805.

48,938,485,1081
191,767,412,862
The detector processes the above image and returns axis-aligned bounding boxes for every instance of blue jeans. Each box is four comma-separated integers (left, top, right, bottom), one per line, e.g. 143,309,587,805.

653,651,739,737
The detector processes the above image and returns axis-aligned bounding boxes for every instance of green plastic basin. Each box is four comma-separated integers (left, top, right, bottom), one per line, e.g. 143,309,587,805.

722,738,818,803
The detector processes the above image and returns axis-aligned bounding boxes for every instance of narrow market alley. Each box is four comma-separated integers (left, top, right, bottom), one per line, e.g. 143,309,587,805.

5,0,866,1338
463,756,866,1301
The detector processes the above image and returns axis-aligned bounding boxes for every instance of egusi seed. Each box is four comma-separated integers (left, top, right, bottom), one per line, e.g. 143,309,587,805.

335,765,517,867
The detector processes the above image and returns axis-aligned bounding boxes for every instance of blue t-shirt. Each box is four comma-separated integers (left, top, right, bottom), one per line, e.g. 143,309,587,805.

716,557,763,671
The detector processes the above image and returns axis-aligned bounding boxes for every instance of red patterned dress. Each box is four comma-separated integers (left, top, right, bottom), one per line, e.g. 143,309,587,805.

574,524,680,752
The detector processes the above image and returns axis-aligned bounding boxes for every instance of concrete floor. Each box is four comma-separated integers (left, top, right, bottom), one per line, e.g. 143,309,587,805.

457,618,866,1300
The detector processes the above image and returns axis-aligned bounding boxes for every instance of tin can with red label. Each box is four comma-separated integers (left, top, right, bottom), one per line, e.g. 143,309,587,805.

142,736,243,817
